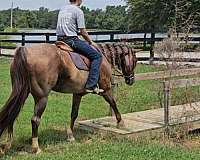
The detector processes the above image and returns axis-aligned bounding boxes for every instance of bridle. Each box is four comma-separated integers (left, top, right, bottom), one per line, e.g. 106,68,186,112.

97,43,136,80
112,67,135,80
124,74,135,80
112,51,134,79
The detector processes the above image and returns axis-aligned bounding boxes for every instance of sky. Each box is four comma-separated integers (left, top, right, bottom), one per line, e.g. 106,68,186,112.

0,0,126,10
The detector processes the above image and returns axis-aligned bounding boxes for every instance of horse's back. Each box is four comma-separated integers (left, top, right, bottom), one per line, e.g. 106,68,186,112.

26,43,59,62
26,44,60,75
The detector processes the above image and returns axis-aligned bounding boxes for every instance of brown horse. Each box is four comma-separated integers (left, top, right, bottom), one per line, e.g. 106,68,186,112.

0,43,137,154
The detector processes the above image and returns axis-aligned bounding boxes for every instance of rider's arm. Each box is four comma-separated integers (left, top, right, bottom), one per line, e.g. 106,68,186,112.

79,28,93,45
77,9,98,49
77,10,97,46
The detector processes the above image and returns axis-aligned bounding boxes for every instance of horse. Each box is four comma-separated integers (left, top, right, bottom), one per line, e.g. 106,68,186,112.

0,42,137,154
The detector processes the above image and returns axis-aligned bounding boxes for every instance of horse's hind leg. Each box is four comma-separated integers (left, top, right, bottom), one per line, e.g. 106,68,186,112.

103,90,125,128
31,96,48,154
0,122,14,154
5,122,13,150
67,94,82,142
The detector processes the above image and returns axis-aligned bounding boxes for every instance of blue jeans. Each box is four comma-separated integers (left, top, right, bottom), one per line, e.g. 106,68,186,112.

65,38,102,89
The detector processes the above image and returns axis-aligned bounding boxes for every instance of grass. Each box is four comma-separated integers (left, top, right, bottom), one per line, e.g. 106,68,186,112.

1,57,200,160
0,27,18,48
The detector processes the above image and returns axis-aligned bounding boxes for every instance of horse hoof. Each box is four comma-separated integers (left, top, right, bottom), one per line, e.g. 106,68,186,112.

117,120,126,129
32,147,42,154
0,147,5,155
0,143,11,155
4,143,12,151
67,136,76,142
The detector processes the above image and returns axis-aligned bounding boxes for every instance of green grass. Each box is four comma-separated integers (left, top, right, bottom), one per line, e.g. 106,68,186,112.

0,27,18,48
1,57,200,160
3,139,200,160
135,63,165,73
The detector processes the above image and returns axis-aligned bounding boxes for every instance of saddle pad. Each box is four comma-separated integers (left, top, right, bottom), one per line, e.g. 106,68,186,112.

55,41,99,71
69,52,90,71
55,41,74,52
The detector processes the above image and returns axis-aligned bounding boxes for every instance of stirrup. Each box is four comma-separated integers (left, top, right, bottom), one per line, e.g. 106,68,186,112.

85,84,104,94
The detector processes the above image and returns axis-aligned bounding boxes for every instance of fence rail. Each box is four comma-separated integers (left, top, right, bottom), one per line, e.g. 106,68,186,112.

0,31,158,47
0,31,200,62
1,31,200,46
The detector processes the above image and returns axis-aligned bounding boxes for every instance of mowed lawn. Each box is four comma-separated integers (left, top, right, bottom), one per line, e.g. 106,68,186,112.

1,57,200,160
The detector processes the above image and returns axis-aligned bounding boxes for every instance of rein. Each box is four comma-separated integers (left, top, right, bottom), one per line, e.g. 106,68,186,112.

112,68,123,77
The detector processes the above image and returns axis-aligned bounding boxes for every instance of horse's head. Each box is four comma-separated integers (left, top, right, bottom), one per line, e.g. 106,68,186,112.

98,43,137,85
114,44,137,85
121,47,137,85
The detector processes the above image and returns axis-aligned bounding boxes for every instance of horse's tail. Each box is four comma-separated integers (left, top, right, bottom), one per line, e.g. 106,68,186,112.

0,47,30,137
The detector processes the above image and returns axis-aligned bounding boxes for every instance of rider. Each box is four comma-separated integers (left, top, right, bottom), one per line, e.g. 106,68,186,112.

56,0,104,94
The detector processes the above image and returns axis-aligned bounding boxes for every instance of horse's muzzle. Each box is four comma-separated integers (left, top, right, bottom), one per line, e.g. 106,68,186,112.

125,74,135,85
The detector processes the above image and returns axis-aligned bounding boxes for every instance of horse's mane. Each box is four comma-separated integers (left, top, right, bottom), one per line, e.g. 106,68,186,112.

97,43,135,67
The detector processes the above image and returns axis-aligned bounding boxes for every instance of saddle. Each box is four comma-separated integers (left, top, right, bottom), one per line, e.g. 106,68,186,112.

55,41,90,71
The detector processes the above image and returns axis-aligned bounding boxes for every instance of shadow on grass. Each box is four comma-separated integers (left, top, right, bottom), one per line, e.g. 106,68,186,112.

2,126,94,156
38,127,94,144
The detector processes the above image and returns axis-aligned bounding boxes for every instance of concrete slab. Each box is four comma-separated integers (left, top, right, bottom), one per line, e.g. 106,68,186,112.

79,117,163,135
78,102,200,136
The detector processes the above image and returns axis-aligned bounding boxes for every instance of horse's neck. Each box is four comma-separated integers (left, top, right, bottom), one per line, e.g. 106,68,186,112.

98,43,120,69
99,43,115,67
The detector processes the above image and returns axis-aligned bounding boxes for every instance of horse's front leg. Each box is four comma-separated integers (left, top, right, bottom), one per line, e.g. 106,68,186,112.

67,94,82,142
31,96,48,154
103,89,125,128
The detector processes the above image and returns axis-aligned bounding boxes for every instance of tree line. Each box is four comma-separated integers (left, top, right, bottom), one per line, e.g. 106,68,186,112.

0,6,128,31
0,0,200,33
126,0,200,33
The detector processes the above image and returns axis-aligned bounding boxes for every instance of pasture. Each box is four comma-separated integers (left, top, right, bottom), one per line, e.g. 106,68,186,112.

1,57,200,160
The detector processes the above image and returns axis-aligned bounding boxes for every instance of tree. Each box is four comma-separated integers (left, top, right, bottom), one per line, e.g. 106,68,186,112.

172,0,200,33
125,0,200,32
125,0,174,32
103,6,128,30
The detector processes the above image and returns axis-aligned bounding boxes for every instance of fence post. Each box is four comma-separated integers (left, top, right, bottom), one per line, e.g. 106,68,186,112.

150,32,155,64
45,33,50,43
163,81,170,135
143,32,147,50
22,32,25,46
110,33,114,42
0,41,1,56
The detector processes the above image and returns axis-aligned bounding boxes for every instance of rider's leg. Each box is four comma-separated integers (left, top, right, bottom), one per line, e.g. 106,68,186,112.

66,38,103,91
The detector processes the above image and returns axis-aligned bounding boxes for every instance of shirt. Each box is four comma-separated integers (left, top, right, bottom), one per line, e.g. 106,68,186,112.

56,4,86,36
